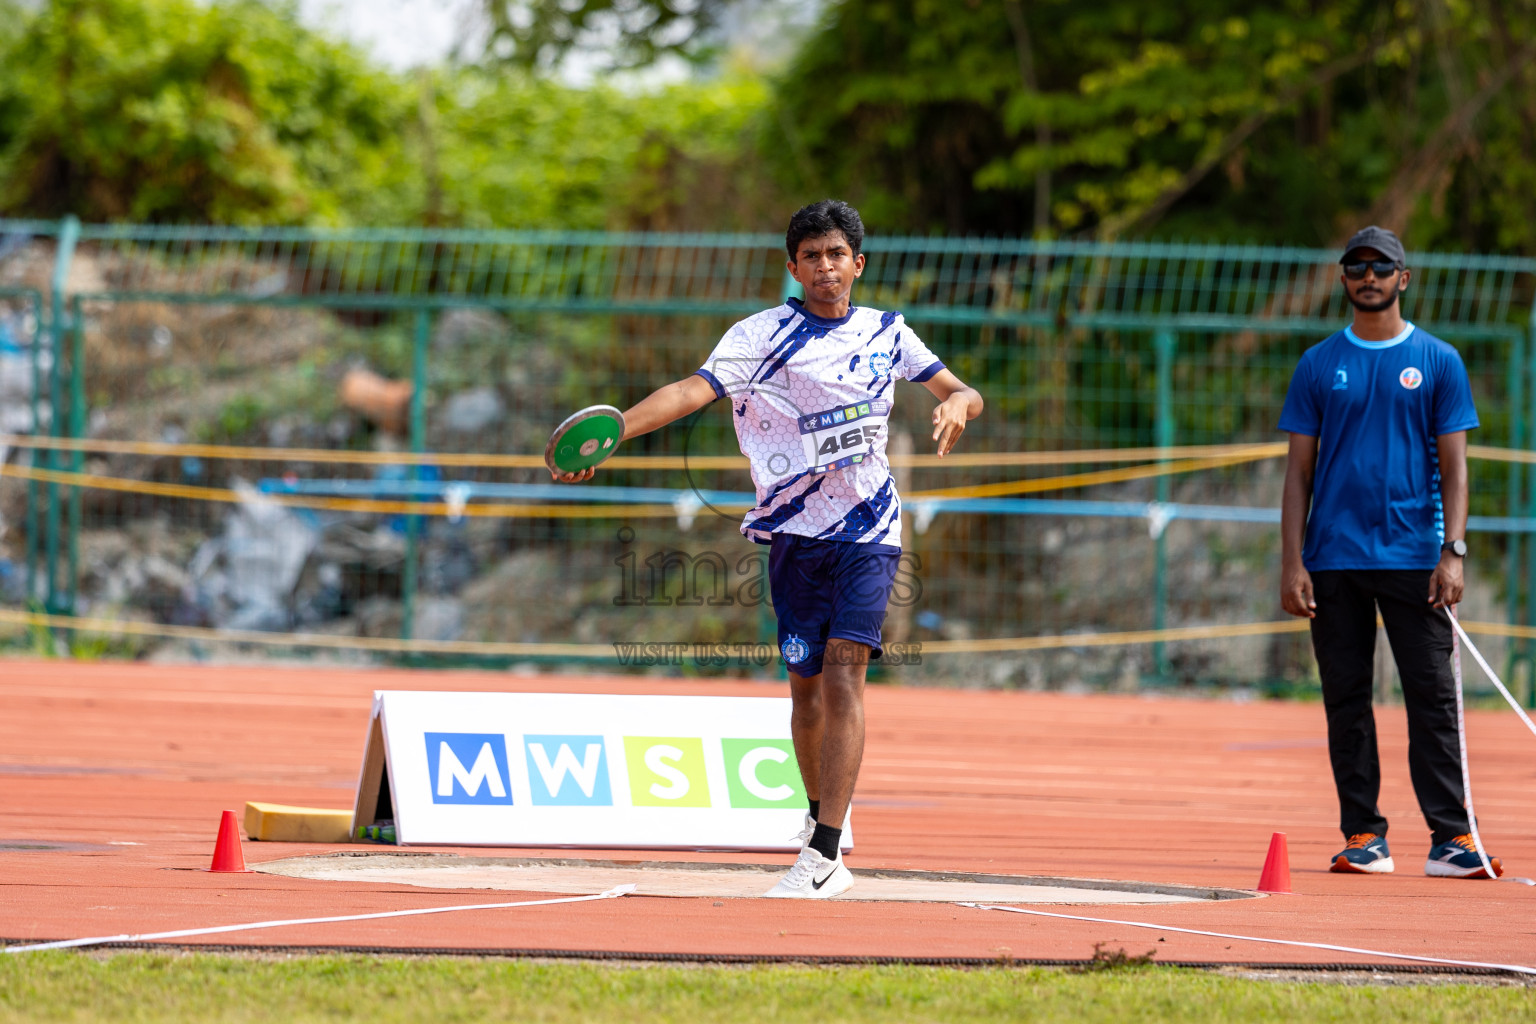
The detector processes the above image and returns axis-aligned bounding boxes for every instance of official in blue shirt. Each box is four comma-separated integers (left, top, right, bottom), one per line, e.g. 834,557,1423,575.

1279,226,1502,879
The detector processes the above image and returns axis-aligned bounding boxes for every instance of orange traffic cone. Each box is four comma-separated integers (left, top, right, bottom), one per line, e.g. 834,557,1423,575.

1256,831,1291,893
208,810,251,873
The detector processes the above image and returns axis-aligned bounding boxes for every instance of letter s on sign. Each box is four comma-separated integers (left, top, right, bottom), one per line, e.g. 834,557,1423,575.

643,744,691,800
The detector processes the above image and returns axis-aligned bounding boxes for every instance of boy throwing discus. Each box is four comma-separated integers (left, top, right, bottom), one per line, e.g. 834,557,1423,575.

552,200,983,897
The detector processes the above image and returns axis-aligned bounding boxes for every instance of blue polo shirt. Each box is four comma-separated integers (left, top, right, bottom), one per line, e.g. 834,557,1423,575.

1278,323,1478,571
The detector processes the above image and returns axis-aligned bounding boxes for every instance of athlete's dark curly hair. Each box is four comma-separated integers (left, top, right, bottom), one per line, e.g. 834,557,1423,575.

785,200,865,260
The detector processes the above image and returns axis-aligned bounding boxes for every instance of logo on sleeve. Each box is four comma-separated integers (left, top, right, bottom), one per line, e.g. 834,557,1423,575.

1399,367,1424,390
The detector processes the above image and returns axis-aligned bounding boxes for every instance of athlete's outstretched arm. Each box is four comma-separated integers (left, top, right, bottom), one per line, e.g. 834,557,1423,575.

551,374,717,482
920,369,983,457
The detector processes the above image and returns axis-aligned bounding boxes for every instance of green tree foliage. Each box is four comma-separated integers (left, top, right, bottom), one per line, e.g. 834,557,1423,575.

482,0,736,71
772,0,1536,249
430,69,782,230
0,0,418,223
0,0,781,228
9,0,1536,252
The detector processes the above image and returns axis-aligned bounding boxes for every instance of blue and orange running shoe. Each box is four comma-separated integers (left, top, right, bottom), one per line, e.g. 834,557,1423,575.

1425,834,1503,878
1330,833,1394,873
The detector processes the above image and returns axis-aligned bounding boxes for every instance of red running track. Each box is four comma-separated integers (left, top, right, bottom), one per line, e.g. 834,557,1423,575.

2,660,1534,967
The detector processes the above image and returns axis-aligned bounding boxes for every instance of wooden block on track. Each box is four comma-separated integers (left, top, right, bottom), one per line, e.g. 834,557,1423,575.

244,801,353,843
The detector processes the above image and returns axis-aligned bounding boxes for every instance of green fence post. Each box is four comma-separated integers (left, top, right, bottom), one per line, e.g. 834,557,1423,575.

1527,310,1536,708
1152,329,1176,682
65,296,85,616
23,291,42,601
44,215,79,616
400,306,431,649
1506,335,1525,687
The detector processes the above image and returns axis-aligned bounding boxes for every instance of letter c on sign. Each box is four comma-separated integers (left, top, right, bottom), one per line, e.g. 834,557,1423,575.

739,746,793,802
643,744,691,800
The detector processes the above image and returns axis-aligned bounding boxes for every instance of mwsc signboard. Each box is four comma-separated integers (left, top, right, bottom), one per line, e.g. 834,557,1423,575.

352,691,851,851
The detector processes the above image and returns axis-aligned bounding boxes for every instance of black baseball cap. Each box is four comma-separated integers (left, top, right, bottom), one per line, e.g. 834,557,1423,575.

1340,226,1406,266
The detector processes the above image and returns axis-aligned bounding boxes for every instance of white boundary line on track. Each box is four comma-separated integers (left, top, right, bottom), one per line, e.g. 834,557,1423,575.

2,886,635,954
957,902,1536,975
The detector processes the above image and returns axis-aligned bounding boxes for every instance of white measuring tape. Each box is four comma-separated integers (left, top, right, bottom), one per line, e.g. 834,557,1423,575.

1445,606,1536,737
1445,606,1536,884
2,885,635,954
1448,608,1497,880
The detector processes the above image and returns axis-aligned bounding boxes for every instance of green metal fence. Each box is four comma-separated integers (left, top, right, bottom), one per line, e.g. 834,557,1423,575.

2,217,1534,695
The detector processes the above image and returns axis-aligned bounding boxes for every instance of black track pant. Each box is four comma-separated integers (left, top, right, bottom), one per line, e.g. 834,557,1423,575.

1308,570,1470,846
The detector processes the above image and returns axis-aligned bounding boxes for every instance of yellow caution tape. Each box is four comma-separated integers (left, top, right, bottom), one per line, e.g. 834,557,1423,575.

0,607,1521,658
908,451,1276,500
900,443,1285,468
0,434,740,470
1470,445,1536,464
5,433,1535,471
0,607,614,658
1444,620,1536,641
918,619,1311,652
7,435,1532,516
0,462,718,519
0,455,1269,517
0,433,1287,469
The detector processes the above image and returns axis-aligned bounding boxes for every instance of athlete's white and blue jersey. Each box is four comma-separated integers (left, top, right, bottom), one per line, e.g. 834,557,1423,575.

1278,322,1479,571
693,297,944,550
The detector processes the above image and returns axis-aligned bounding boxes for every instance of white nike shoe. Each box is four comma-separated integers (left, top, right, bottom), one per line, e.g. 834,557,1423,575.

763,846,853,899
791,814,815,847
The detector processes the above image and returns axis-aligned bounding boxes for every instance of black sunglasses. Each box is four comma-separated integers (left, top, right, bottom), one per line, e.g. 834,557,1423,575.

1343,260,1402,280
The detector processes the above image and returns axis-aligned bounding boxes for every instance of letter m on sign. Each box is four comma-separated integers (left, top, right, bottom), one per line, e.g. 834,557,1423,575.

425,733,514,805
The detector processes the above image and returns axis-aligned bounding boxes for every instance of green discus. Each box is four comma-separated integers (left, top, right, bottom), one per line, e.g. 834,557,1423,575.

545,405,626,475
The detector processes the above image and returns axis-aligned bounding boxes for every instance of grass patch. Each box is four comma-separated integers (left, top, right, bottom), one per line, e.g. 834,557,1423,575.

0,952,1532,1023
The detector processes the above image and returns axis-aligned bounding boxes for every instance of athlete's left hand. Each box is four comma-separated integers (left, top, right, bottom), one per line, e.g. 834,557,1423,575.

932,394,970,457
1428,554,1465,609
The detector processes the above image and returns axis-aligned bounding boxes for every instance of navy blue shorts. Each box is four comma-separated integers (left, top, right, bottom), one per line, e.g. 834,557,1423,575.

768,533,900,677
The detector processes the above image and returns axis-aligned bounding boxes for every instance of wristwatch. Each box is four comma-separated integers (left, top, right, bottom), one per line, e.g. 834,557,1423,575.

1442,539,1468,558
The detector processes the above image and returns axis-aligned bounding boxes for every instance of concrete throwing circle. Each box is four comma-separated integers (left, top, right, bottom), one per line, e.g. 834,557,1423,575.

255,853,1258,905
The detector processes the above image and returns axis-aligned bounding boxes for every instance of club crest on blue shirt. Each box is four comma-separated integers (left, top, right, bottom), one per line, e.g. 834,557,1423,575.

781,634,810,665
1333,365,1348,391
1399,366,1424,390
867,351,893,379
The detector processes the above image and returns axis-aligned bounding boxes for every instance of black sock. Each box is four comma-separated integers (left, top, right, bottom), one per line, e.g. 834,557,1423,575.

809,822,842,861
807,799,820,821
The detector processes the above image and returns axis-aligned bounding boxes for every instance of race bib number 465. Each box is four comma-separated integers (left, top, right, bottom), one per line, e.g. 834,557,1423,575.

799,401,890,474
